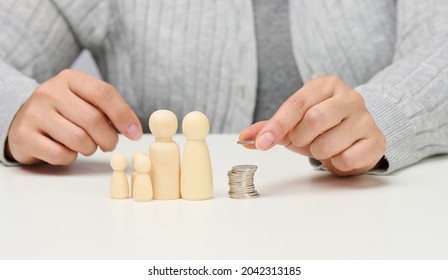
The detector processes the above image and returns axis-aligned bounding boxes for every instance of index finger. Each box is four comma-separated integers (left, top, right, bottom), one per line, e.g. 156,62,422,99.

255,76,340,150
62,70,143,140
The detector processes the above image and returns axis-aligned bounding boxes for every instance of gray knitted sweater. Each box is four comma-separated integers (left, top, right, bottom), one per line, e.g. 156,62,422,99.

1,0,448,174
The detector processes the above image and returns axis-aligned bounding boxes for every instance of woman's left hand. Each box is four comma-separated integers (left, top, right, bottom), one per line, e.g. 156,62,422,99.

239,76,386,176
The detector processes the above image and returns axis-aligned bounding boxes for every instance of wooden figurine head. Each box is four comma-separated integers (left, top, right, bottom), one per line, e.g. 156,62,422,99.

132,151,146,166
182,111,210,140
149,110,178,140
110,153,127,171
134,154,151,173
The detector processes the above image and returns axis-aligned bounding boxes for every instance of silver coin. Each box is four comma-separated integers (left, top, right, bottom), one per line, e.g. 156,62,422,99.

227,164,259,199
237,140,256,145
229,192,260,199
232,164,257,169
229,190,258,195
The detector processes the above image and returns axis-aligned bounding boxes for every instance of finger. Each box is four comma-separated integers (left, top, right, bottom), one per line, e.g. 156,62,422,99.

255,76,342,151
240,120,296,147
290,93,351,147
308,115,365,160
284,142,313,157
239,121,267,149
6,136,40,165
42,112,98,156
30,134,78,165
60,70,142,140
239,121,314,155
328,138,384,175
56,89,118,152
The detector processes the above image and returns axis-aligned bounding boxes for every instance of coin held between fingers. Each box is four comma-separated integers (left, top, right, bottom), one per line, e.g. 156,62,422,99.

237,140,256,145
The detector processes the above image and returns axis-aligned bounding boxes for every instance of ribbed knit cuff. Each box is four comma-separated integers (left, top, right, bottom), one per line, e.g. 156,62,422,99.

308,91,418,175
0,78,38,166
358,91,419,175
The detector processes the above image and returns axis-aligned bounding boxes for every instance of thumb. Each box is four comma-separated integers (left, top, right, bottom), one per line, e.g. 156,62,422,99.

254,79,333,150
239,121,267,150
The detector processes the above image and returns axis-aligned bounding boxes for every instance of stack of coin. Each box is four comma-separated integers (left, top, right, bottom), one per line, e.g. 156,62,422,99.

227,165,259,199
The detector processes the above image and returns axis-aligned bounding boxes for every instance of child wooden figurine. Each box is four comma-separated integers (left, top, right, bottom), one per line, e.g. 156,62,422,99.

130,151,146,198
133,154,153,202
110,153,129,199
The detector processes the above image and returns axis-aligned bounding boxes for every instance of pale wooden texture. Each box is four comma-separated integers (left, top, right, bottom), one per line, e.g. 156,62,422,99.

181,111,213,200
149,143,180,199
133,154,153,202
130,171,136,198
109,154,129,199
130,152,146,198
149,110,181,200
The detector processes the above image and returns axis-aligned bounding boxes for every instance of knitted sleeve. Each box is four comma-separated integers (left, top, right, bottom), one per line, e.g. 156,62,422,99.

355,0,448,174
0,0,82,165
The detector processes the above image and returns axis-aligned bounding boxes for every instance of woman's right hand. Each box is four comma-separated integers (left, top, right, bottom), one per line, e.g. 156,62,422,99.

6,69,142,165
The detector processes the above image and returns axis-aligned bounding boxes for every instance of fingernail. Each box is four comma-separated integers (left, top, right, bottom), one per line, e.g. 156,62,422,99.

256,132,275,150
126,123,142,140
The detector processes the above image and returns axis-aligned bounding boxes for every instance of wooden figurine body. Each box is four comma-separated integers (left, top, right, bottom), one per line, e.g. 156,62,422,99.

181,111,213,200
149,110,181,200
110,153,129,199
133,154,153,202
131,152,146,198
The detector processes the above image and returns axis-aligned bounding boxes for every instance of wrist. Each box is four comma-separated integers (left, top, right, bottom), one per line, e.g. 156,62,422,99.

369,155,389,173
4,138,16,163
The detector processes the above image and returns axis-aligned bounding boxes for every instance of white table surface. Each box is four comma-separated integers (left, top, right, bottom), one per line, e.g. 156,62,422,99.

1,134,447,260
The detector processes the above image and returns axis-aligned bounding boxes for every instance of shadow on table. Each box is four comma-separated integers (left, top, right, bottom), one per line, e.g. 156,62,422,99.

20,160,110,176
260,172,388,197
309,173,387,189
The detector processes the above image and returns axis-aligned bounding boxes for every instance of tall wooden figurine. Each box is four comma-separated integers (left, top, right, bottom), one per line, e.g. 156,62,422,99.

133,154,153,202
148,110,181,199
110,153,129,199
181,111,213,200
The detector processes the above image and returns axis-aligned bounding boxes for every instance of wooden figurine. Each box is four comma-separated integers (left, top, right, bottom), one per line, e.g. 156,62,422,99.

148,110,181,200
180,111,213,200
133,154,153,202
131,151,146,198
110,153,129,199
